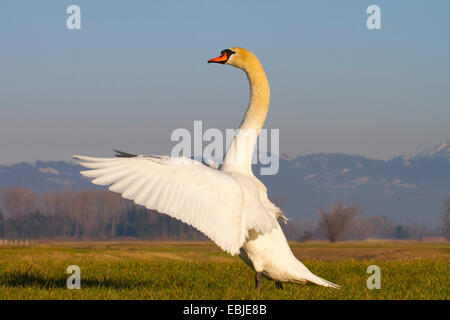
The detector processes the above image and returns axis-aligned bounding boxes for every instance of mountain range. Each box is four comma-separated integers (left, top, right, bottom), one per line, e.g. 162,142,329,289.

1,140,449,225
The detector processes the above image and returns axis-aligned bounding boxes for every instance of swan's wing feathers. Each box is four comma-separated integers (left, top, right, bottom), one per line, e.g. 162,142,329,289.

73,154,246,255
252,177,289,222
263,196,288,222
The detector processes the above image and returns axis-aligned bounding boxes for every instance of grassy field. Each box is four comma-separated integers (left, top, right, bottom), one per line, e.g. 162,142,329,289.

0,241,448,300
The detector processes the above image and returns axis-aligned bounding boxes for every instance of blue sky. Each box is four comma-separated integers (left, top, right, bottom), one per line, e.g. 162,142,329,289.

1,0,449,164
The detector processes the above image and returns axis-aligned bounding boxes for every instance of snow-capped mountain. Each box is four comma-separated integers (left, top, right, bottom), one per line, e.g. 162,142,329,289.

405,139,450,160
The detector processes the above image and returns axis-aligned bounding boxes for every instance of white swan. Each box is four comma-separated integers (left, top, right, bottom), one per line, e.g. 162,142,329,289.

73,47,339,290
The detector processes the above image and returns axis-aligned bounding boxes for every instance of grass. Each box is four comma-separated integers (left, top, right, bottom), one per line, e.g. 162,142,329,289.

0,241,448,299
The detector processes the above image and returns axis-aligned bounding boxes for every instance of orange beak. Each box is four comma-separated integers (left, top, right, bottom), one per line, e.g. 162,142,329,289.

208,53,228,64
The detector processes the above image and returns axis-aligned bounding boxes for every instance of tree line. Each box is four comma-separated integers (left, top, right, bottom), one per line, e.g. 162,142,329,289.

0,187,205,241
282,201,449,242
0,186,448,242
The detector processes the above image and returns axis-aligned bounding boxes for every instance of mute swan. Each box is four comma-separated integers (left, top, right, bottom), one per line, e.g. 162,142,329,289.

73,47,339,290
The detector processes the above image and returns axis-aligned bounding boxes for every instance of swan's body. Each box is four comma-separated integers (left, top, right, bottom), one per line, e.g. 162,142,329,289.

73,47,339,289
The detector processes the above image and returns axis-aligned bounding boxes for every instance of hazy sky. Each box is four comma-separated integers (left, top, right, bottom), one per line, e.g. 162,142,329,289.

1,0,449,165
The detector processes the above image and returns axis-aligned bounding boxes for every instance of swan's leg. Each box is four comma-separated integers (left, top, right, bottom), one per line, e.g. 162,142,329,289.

255,272,262,290
275,281,283,290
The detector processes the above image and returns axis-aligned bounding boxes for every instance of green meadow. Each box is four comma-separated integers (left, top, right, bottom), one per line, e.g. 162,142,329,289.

0,241,448,300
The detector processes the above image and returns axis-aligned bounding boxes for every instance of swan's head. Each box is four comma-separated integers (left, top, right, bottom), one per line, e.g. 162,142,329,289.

208,47,255,70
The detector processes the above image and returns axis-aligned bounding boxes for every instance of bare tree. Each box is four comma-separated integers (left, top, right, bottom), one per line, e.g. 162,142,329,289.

318,202,362,243
1,187,39,221
93,190,127,239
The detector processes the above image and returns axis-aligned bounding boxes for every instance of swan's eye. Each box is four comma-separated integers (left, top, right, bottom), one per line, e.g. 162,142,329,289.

221,49,235,57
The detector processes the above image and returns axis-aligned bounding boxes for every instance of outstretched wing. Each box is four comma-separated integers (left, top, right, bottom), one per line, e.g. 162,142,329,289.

73,153,246,255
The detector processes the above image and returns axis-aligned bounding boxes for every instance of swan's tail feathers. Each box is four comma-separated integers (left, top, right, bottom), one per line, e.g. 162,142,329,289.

304,273,340,289
114,149,138,158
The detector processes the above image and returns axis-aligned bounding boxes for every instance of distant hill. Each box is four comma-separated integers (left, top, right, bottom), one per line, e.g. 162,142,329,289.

256,140,450,225
1,140,449,225
0,160,98,191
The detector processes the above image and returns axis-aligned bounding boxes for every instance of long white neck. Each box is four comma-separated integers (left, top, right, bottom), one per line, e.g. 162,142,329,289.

222,58,270,174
